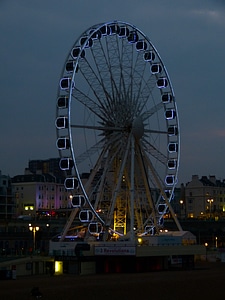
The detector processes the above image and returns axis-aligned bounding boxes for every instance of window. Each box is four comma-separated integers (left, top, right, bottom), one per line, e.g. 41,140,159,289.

24,204,34,211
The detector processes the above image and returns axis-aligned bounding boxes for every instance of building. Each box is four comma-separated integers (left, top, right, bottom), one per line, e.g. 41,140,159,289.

0,158,91,220
8,158,75,218
185,175,225,219
12,172,71,218
0,170,14,220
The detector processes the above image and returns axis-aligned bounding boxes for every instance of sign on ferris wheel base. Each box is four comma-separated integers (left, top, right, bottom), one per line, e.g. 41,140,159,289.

95,245,136,256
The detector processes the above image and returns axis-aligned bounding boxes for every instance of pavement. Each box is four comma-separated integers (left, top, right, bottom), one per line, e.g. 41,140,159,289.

0,261,224,300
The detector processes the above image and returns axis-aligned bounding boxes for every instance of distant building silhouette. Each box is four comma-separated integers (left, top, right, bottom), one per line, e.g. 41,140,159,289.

0,170,14,219
28,158,67,182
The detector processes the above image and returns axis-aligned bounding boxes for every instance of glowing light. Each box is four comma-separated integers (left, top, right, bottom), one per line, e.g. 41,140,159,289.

29,226,39,232
29,225,39,252
55,261,63,273
138,238,143,244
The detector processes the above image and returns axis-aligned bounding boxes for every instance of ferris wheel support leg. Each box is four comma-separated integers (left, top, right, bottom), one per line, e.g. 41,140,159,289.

130,136,135,241
59,208,79,242
162,197,183,231
106,134,132,227
142,147,183,232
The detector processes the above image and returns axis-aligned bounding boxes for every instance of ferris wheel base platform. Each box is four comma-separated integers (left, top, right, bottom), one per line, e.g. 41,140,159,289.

49,231,206,274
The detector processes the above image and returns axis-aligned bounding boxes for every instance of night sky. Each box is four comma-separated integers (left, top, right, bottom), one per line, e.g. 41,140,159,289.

1,0,225,184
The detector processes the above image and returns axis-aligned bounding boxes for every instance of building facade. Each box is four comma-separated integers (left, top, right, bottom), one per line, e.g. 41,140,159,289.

185,175,225,219
3,158,225,222
12,172,71,218
0,171,14,219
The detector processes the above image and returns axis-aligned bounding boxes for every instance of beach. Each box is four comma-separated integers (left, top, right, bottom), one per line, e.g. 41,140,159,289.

0,261,224,300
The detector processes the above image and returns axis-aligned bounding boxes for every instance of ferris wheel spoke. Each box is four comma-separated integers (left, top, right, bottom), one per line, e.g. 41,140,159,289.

140,142,165,192
132,52,149,96
71,123,125,132
78,58,115,122
144,129,168,135
118,39,133,97
89,38,117,110
71,88,109,123
105,37,134,112
137,78,158,111
129,46,157,115
75,138,106,165
89,36,130,119
75,130,125,166
141,137,167,164
141,102,164,121
99,36,125,102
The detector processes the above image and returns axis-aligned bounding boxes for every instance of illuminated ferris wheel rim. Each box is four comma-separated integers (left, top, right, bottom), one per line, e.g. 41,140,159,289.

55,20,180,237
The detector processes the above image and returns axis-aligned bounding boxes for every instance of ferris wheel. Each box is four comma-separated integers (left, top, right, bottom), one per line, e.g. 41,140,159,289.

55,21,181,241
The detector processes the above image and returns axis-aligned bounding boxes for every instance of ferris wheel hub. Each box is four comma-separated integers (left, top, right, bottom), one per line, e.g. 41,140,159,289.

132,116,144,140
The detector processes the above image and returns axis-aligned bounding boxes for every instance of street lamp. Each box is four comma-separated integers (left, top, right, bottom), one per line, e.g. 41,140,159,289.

207,198,214,219
179,200,184,219
204,242,208,261
29,224,39,252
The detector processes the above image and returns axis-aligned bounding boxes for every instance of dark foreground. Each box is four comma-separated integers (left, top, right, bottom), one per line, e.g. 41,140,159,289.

1,262,224,300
